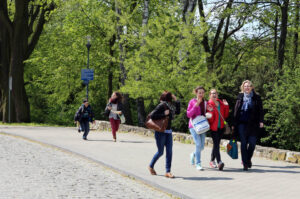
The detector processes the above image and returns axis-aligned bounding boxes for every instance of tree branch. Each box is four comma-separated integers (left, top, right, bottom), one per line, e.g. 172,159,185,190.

0,0,13,37
28,4,41,36
26,2,55,60
198,0,210,53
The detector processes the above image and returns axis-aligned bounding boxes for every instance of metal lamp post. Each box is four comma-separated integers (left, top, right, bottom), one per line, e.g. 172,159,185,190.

86,36,91,100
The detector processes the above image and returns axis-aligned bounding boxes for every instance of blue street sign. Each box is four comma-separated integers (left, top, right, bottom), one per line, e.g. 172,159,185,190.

81,69,94,80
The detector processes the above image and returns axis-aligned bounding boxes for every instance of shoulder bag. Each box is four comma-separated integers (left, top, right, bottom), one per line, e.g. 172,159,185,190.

145,103,169,132
191,115,210,134
215,105,231,135
191,101,210,134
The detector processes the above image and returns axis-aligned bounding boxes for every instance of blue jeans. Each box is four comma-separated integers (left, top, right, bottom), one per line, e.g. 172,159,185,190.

238,123,257,165
149,132,173,173
80,120,90,139
189,128,206,165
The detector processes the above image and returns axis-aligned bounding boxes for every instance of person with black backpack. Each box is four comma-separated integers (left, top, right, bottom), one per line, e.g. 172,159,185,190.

74,99,95,140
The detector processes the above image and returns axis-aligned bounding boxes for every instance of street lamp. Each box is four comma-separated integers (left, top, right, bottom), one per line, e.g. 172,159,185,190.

86,35,91,100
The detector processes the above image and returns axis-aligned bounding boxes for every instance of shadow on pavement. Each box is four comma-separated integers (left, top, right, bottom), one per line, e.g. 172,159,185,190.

85,139,113,142
254,164,300,169
222,166,300,174
181,176,234,181
154,175,233,181
119,140,152,143
84,139,151,144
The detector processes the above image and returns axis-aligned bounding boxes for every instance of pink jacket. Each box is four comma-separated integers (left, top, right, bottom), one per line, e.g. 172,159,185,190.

186,98,207,128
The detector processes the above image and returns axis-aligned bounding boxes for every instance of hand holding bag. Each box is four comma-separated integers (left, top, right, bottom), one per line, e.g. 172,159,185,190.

191,115,210,134
145,103,169,132
119,114,126,124
227,139,238,159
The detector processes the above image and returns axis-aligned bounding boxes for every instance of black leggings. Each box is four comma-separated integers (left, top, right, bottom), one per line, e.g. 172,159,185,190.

211,129,224,163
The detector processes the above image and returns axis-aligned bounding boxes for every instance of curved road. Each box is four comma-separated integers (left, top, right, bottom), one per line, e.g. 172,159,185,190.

1,125,300,199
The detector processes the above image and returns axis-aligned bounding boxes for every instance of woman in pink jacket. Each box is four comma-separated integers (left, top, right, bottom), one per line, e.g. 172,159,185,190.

186,86,208,170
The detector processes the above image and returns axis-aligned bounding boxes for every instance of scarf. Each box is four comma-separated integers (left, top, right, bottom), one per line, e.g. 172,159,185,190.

110,97,118,104
165,101,175,120
241,91,253,111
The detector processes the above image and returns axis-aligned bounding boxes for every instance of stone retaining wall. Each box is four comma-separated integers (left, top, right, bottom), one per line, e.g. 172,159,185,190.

92,120,300,165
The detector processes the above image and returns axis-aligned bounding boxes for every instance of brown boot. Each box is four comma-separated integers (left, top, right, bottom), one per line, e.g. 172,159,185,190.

165,172,175,178
148,167,157,175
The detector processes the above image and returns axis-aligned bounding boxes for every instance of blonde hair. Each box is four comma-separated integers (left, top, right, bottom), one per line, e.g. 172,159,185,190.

240,80,254,93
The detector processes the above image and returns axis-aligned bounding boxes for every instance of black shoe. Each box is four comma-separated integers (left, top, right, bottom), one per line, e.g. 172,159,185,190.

218,162,224,171
243,164,248,171
78,129,81,133
83,137,87,140
248,160,252,168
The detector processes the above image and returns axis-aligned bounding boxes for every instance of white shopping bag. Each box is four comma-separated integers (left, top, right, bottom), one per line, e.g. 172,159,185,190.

191,115,210,134
119,114,126,124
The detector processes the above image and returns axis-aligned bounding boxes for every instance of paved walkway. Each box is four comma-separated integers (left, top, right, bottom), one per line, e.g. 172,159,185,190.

1,126,300,199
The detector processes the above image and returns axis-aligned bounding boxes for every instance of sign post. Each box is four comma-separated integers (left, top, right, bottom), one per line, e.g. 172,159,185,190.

81,69,94,100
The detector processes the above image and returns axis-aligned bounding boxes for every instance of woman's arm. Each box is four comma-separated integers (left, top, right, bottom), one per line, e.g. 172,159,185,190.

257,95,264,127
206,104,215,123
186,100,197,118
223,103,229,119
151,103,167,120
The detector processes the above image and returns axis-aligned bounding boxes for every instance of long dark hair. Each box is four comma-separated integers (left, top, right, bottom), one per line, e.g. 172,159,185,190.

110,91,123,103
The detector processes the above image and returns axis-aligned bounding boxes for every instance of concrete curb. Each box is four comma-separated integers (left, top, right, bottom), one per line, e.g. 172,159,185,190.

92,120,300,165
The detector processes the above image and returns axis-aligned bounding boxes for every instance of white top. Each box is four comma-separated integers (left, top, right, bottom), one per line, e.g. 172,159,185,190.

109,103,118,120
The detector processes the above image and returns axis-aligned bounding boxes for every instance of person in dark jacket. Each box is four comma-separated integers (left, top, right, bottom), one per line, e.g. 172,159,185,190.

74,99,95,140
232,80,264,171
148,91,180,178
105,92,124,142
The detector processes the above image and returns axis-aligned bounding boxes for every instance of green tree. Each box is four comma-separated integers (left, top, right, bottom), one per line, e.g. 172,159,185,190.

0,0,56,122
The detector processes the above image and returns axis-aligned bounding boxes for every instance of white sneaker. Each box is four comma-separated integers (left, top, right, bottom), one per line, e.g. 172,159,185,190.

209,161,217,168
196,163,204,171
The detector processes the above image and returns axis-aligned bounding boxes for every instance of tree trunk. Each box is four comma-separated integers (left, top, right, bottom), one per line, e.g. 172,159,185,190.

9,1,30,122
136,0,150,127
199,0,237,71
293,1,299,67
215,15,231,68
0,0,54,123
115,0,132,124
136,97,146,127
0,28,15,122
274,10,278,59
278,0,289,71
108,35,115,99
10,59,30,122
182,0,197,24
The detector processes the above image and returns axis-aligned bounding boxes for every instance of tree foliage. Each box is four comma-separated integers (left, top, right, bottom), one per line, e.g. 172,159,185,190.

1,0,299,151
